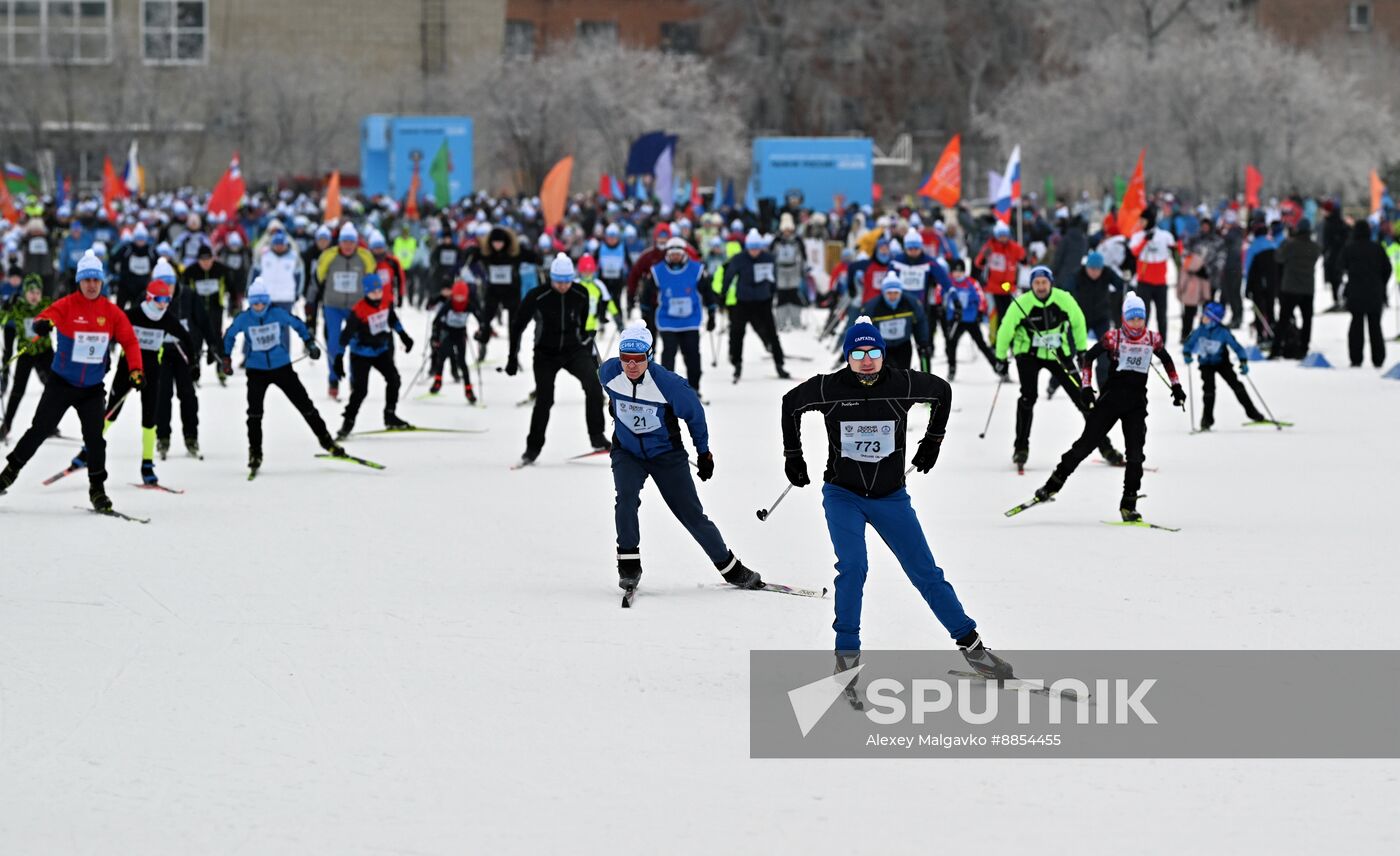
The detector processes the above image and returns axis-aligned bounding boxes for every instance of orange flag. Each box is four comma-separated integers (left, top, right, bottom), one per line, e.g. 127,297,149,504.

1116,149,1147,236
0,181,18,224
1370,169,1386,215
102,155,127,219
1244,164,1263,209
323,170,342,223
404,169,421,221
540,155,574,232
917,134,961,207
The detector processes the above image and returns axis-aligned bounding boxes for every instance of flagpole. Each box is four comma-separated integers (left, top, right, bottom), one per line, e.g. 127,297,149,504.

1016,197,1023,245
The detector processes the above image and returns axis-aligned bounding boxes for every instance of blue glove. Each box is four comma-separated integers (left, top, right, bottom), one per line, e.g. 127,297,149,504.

1183,352,1193,364
1239,359,1249,375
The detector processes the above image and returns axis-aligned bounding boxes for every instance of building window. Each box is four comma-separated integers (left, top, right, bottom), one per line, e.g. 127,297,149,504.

0,0,111,64
504,18,534,58
1349,2,1371,31
659,21,699,55
141,0,206,65
576,19,617,48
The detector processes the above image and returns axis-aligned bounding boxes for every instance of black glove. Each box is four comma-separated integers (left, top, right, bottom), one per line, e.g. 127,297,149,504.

994,358,1009,376
1171,382,1187,409
399,332,414,353
706,308,716,332
505,354,520,376
307,341,322,360
917,344,933,362
911,434,942,474
784,453,810,487
696,452,715,481
220,356,234,376
31,319,52,337
333,354,345,379
1082,387,1097,408
129,369,145,390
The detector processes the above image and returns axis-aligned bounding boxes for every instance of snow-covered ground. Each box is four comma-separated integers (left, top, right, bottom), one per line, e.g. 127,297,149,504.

2,301,1398,854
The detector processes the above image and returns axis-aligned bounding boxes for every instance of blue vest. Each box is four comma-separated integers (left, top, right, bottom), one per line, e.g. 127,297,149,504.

651,260,705,332
598,242,628,281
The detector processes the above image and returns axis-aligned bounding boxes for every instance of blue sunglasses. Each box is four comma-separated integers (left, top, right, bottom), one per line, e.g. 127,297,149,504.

848,348,883,361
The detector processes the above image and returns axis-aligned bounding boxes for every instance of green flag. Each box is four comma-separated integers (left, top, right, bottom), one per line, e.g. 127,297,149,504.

429,139,451,204
1043,175,1056,207
1113,175,1126,204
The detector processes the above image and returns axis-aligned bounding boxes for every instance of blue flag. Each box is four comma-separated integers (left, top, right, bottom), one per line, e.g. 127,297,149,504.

54,167,66,207
626,131,672,177
722,179,735,209
744,175,758,214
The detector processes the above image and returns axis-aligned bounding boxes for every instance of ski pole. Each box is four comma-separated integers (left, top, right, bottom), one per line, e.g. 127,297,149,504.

1244,373,1282,430
755,484,793,521
1188,363,1196,432
104,390,132,421
977,377,1002,439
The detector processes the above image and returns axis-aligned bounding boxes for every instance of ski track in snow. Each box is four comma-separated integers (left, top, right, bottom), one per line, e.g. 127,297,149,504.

0,302,1398,854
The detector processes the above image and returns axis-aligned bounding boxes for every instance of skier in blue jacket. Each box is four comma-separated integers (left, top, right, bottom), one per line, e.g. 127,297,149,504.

222,278,344,475
846,272,930,370
1182,301,1265,430
601,325,762,596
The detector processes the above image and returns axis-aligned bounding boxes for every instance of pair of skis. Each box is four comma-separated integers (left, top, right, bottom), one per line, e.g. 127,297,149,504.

1004,495,1179,531
511,448,610,470
621,581,829,608
351,426,487,436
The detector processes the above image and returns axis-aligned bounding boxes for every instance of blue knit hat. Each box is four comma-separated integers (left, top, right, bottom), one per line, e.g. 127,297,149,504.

362,272,384,294
1203,301,1225,323
844,315,885,357
75,249,105,281
1086,251,1104,269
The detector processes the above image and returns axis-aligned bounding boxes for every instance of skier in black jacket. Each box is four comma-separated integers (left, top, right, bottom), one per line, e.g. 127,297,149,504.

506,254,608,465
464,226,541,361
779,315,1012,682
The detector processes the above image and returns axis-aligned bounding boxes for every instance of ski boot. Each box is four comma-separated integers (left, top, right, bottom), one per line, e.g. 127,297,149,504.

217,369,228,388
430,375,443,395
184,436,200,458
946,365,956,382
335,419,354,441
328,381,340,401
156,436,170,460
957,630,1015,681
731,366,742,384
319,435,347,459
834,651,864,710
618,549,642,591
0,464,16,494
1012,445,1028,471
776,366,792,380
384,413,414,431
517,447,540,468
248,449,262,474
0,424,9,444
89,483,113,512
718,552,763,589
141,459,158,485
1198,415,1213,432
465,383,477,404
1120,494,1143,523
1034,473,1064,504
1099,443,1125,466
589,434,612,452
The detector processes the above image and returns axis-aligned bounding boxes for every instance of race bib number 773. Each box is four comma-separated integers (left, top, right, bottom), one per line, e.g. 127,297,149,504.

839,420,896,462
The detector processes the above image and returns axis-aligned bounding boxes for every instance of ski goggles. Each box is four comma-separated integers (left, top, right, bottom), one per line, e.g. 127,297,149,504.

847,348,883,361
148,294,172,305
618,351,650,365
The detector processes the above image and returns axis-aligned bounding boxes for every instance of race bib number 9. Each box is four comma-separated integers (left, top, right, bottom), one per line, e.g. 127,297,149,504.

367,309,390,336
488,265,513,285
615,400,661,434
195,278,220,296
667,296,694,317
753,263,775,283
840,420,896,462
878,318,908,341
1117,342,1153,373
134,325,165,351
248,322,280,352
1031,332,1062,350
71,331,109,364
332,271,359,293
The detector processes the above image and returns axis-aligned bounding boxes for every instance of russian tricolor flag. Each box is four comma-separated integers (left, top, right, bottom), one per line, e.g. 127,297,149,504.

992,145,1021,224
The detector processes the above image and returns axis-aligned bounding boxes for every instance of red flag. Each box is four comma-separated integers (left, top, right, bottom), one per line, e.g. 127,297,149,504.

598,174,614,199
207,152,246,219
102,156,126,219
917,134,961,207
1116,149,1147,236
689,175,702,212
323,170,342,223
1370,169,1386,215
404,171,421,221
540,156,575,231
872,182,883,203
1244,164,1263,209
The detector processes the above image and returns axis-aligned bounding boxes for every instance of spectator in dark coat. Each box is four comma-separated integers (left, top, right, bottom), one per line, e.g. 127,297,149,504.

1320,200,1349,310
1340,219,1392,367
1272,219,1322,358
